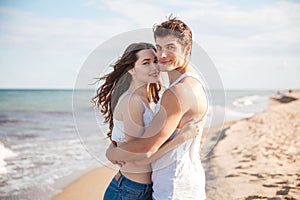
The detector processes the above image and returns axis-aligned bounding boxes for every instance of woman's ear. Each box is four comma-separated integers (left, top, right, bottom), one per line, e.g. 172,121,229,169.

127,68,135,75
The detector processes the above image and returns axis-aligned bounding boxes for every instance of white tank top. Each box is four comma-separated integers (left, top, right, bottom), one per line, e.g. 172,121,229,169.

152,72,208,200
111,101,154,143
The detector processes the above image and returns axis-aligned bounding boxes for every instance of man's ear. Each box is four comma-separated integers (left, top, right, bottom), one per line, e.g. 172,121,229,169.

184,44,192,56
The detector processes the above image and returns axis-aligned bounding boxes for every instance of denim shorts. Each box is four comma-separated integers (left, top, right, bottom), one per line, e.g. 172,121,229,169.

103,172,153,200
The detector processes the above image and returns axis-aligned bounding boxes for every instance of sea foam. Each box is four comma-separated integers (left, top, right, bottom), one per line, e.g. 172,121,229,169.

0,142,17,174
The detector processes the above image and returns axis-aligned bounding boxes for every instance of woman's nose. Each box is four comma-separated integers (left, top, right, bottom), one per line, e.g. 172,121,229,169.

150,63,159,71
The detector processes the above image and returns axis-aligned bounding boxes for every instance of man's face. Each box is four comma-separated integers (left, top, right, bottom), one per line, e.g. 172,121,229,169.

155,35,189,72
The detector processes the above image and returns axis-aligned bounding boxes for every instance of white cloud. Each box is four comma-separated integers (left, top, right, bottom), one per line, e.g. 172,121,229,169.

173,1,300,89
97,0,167,27
0,1,300,89
0,6,133,88
0,7,131,54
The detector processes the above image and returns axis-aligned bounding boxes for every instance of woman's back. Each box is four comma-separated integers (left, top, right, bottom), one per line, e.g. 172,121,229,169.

113,92,154,184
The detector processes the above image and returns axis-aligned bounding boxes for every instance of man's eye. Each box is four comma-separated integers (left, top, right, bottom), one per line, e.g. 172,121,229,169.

168,45,174,49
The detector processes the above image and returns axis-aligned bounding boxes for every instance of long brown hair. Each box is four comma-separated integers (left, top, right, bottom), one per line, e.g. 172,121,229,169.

92,42,161,139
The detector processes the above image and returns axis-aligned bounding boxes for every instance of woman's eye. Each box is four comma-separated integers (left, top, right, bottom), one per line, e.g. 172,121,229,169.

168,45,174,49
143,62,150,65
154,59,158,63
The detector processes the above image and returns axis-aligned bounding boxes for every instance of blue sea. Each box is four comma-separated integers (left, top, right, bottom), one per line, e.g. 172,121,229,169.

0,89,275,199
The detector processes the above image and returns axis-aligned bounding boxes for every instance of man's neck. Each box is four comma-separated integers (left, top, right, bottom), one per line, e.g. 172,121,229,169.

168,63,192,85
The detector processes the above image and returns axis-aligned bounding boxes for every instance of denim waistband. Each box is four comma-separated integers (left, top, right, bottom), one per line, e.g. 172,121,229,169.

117,172,153,190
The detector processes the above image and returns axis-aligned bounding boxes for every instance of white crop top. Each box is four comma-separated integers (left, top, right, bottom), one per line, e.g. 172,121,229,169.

111,101,154,143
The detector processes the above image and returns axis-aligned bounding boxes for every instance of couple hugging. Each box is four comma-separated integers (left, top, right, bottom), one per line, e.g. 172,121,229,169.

93,16,208,200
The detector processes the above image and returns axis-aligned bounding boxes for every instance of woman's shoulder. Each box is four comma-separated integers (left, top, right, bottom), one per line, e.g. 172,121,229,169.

118,93,146,112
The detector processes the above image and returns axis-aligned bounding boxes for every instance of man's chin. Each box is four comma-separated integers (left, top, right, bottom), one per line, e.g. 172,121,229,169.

158,64,173,72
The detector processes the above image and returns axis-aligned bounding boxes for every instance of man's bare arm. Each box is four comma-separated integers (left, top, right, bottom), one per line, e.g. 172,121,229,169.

106,118,199,164
133,119,200,165
106,89,183,162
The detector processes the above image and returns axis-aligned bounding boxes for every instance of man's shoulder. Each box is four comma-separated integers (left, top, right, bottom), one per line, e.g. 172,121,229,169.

167,79,196,96
162,78,207,103
160,84,187,105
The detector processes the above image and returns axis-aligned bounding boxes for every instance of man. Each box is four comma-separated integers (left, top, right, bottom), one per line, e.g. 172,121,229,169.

106,16,208,199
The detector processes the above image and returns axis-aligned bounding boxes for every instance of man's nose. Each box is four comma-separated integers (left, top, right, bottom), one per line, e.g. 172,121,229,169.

157,49,167,58
161,51,167,58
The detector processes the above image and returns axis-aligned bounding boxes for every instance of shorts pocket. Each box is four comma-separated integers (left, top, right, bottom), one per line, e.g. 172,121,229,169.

121,187,144,199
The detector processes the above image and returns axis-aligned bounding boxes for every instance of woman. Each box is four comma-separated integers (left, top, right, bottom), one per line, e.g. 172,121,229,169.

92,42,160,199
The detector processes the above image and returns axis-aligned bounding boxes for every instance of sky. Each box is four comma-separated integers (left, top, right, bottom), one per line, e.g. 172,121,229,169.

0,0,299,89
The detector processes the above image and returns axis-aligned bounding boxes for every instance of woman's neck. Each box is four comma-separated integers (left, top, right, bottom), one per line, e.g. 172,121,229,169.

128,82,148,98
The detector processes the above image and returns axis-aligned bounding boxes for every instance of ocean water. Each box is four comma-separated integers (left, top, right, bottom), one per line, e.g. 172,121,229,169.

0,89,275,199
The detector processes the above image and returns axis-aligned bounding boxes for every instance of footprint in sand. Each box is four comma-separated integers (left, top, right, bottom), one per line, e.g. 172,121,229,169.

275,187,289,195
224,173,240,178
262,184,278,188
249,173,264,179
234,164,253,169
238,159,251,163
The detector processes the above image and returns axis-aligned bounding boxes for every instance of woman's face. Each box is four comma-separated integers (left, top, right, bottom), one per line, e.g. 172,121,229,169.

131,49,160,84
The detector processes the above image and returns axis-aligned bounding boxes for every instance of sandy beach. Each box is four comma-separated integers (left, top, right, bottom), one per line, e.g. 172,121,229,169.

206,90,300,199
53,164,117,200
53,90,300,200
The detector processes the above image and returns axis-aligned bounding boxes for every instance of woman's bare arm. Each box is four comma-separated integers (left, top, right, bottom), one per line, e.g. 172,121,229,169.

105,95,147,164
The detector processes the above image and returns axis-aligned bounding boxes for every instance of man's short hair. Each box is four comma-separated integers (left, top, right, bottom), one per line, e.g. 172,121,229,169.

153,15,193,48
